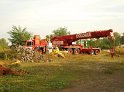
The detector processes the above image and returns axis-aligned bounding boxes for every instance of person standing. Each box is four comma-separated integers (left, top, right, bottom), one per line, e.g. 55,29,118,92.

110,47,115,58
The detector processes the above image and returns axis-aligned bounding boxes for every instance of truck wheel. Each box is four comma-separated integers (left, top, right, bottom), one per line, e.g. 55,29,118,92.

34,47,43,54
34,47,39,51
67,48,73,54
74,48,80,54
94,50,100,55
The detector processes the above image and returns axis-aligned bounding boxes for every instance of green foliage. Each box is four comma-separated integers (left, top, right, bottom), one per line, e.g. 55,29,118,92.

100,38,113,49
0,38,9,53
114,32,121,46
120,34,124,44
0,49,16,60
0,52,7,60
46,34,54,41
87,32,121,49
52,27,70,36
45,35,49,41
0,38,9,60
0,38,8,48
8,26,32,45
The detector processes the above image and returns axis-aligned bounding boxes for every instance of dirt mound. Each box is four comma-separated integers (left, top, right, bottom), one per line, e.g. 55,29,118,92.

0,64,29,76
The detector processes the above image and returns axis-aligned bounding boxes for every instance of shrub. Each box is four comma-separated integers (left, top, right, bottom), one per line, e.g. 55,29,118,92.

115,47,124,55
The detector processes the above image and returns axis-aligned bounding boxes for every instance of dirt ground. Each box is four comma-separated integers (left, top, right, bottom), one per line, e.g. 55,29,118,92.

49,51,124,92
53,70,124,92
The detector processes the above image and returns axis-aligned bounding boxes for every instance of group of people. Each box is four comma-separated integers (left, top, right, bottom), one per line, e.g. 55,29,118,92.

47,42,65,58
47,42,59,54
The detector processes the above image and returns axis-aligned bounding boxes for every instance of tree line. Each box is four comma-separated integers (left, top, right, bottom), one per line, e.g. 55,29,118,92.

0,25,124,52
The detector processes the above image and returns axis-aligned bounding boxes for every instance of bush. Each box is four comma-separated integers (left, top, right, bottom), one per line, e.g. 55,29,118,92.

0,52,6,59
115,47,124,55
0,49,17,60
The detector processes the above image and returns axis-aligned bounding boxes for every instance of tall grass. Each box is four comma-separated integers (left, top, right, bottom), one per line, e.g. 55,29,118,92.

0,51,124,92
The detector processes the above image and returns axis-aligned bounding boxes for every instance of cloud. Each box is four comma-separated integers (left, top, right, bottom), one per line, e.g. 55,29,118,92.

1,0,123,21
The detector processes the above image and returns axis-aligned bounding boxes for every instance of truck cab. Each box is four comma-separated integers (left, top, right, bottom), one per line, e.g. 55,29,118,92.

25,40,34,49
25,35,47,53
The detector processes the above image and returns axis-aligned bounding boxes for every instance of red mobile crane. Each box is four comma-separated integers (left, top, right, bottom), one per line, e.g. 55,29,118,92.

51,29,114,55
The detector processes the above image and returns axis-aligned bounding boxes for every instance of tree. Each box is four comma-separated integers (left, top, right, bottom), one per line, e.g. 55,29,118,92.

46,35,49,41
45,34,55,41
8,26,32,45
0,38,9,52
113,32,121,46
100,38,112,49
52,27,70,36
88,32,121,49
120,33,124,45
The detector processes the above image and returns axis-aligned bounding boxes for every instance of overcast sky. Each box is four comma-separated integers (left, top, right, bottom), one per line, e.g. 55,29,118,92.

0,0,124,41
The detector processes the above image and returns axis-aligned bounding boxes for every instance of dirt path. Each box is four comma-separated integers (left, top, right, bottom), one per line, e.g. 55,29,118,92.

52,70,124,92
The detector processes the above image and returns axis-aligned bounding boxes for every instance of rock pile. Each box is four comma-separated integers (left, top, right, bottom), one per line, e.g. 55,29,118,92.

14,46,43,62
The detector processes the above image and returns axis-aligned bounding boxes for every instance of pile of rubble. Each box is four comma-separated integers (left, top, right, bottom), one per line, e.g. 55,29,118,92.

14,46,43,62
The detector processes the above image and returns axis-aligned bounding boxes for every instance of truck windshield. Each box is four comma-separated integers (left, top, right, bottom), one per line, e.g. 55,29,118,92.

27,42,33,46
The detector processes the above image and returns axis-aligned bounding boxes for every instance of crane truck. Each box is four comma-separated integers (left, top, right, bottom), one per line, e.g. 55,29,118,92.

25,29,113,55
51,29,114,55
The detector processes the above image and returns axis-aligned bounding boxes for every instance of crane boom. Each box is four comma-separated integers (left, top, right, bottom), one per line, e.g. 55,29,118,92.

52,29,113,46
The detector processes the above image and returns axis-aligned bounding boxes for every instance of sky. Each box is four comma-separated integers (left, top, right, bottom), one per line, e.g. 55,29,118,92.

0,0,124,42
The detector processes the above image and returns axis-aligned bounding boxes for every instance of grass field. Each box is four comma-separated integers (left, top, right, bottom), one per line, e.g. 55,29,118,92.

0,51,124,92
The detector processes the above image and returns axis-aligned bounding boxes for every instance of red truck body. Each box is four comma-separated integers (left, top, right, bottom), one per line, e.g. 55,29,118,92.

52,29,113,54
25,35,47,53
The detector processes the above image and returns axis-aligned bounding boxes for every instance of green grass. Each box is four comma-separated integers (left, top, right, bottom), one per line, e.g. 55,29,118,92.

0,52,124,92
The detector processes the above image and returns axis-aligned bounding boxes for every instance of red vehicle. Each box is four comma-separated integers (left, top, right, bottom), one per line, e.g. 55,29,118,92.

25,35,47,53
51,29,114,55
